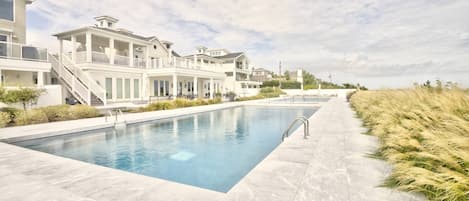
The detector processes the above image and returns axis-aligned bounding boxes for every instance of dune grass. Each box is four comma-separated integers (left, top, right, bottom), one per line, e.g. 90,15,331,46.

350,88,469,201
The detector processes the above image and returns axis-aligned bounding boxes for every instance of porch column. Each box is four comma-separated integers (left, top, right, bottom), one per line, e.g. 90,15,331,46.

71,35,77,63
209,78,214,99
145,46,150,69
172,74,177,100
37,71,44,86
193,54,197,68
109,38,115,65
138,73,149,98
59,39,63,64
129,42,134,67
86,32,92,63
193,76,198,98
168,47,172,63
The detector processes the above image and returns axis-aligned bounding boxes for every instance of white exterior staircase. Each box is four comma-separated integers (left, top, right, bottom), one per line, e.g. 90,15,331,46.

49,53,107,106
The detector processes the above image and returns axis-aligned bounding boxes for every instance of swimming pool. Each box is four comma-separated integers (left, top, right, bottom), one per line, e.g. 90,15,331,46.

14,106,317,192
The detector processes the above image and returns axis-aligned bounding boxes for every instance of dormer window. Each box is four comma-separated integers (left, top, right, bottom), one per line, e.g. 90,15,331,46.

0,0,14,21
108,22,113,28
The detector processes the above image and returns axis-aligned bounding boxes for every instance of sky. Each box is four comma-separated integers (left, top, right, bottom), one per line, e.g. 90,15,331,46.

25,0,469,89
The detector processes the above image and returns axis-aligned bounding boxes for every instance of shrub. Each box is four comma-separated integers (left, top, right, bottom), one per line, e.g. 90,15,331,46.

0,112,11,128
174,99,194,108
0,107,20,122
280,81,302,89
40,105,71,122
350,88,469,201
68,105,100,119
15,110,48,126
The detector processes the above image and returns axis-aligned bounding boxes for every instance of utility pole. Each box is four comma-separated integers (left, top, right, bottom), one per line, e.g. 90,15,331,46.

278,61,282,76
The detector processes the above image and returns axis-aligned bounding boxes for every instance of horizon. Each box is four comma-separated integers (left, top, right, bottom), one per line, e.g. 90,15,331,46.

25,0,469,89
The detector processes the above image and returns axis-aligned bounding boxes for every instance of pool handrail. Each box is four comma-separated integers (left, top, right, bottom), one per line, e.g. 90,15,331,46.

281,116,310,141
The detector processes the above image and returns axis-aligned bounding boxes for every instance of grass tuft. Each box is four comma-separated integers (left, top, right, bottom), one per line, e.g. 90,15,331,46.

350,87,469,201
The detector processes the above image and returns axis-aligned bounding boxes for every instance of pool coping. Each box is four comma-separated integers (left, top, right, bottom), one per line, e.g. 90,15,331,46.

0,98,324,200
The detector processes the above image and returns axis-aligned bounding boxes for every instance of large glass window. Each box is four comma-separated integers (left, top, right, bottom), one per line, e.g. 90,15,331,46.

0,35,7,57
0,0,14,21
159,80,165,96
124,79,130,99
134,79,140,98
116,78,123,99
105,78,112,99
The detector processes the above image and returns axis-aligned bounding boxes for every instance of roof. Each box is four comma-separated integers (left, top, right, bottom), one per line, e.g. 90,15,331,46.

172,51,181,57
213,52,243,59
94,16,119,23
94,27,155,41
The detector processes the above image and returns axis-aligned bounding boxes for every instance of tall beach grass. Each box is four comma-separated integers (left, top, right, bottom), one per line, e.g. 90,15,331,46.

350,88,469,201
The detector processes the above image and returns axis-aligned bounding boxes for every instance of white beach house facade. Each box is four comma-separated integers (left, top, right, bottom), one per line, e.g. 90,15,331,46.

183,47,261,97
53,16,227,106
0,0,62,106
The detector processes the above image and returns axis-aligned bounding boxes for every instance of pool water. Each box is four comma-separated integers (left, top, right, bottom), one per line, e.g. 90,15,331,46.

270,96,330,103
14,106,317,192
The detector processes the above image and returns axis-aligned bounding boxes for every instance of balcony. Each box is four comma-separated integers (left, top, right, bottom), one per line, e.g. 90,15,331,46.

0,41,48,62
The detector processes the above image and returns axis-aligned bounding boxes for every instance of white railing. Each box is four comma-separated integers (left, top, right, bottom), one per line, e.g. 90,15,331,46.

49,54,89,104
63,54,107,104
76,51,86,64
52,53,107,105
134,58,146,68
0,41,48,62
115,55,129,66
92,51,109,64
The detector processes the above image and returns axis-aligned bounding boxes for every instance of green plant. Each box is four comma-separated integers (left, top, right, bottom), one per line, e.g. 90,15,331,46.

350,88,469,201
40,105,71,122
3,87,45,111
68,105,100,119
0,111,11,128
0,107,20,122
14,110,48,126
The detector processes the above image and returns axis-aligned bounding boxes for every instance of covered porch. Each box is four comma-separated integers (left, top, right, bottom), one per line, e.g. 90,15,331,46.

57,31,150,69
147,73,224,100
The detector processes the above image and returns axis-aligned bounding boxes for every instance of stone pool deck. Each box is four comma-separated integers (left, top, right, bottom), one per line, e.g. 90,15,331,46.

0,98,425,201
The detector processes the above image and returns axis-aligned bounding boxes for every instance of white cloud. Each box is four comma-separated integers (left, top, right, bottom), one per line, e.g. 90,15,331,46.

25,0,469,88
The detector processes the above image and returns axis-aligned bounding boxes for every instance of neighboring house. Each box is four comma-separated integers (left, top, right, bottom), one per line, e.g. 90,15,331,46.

252,68,273,82
0,0,62,107
183,47,261,97
53,16,226,105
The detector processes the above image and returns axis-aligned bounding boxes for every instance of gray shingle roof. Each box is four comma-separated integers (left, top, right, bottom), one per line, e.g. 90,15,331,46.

94,27,155,41
213,52,243,59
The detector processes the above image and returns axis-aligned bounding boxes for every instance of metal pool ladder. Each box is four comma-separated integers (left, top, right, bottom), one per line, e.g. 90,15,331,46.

105,109,127,129
282,116,310,141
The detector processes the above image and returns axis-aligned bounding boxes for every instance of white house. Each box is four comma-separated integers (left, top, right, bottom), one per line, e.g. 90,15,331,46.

184,47,261,97
0,0,62,107
53,16,226,106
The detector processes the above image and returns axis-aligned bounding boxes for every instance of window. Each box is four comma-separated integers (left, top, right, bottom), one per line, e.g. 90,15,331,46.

153,45,157,50
134,79,139,98
116,78,123,99
0,0,14,21
125,79,130,99
0,35,7,57
105,78,113,99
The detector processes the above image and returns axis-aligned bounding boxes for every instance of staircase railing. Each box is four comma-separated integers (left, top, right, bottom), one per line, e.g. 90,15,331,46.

49,53,89,104
61,54,107,105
